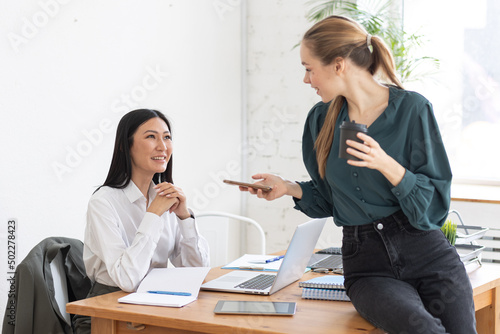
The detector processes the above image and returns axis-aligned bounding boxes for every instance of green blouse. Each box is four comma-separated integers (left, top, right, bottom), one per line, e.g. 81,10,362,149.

293,86,452,230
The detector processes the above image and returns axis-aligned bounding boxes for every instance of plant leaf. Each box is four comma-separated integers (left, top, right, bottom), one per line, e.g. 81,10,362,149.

304,0,439,84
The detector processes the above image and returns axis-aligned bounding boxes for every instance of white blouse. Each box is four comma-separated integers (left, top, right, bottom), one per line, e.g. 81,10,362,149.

83,181,210,292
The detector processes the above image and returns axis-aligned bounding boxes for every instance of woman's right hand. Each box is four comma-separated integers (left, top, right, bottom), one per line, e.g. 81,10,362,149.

242,173,302,201
147,194,179,217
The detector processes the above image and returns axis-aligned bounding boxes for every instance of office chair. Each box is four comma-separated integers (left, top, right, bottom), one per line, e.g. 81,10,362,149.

196,211,266,267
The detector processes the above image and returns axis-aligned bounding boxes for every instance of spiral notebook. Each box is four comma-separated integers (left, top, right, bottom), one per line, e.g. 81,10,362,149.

298,275,345,289
301,287,350,301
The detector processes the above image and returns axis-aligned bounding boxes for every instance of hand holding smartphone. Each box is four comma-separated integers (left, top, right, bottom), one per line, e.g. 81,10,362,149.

223,179,273,192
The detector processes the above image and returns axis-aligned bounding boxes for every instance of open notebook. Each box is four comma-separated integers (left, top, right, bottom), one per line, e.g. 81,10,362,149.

118,267,210,307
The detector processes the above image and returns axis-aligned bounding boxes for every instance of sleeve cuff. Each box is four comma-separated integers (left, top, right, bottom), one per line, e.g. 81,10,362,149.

177,209,198,239
391,169,417,200
292,181,312,211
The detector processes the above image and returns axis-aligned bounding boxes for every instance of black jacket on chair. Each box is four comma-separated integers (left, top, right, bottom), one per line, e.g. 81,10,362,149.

2,237,91,334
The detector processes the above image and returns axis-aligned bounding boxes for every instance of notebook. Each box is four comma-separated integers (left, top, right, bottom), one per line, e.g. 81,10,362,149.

200,218,327,295
298,275,345,289
118,267,210,307
301,287,350,301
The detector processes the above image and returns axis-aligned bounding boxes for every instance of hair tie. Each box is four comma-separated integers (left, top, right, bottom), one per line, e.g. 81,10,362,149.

366,34,373,53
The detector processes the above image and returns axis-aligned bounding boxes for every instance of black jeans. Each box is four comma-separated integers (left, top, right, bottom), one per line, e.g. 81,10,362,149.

72,282,121,334
342,210,477,334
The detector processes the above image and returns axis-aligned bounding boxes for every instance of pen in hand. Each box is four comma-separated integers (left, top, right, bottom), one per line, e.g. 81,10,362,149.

147,290,192,296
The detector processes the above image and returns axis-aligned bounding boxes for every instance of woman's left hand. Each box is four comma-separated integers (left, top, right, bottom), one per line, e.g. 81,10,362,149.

153,182,191,220
346,132,406,187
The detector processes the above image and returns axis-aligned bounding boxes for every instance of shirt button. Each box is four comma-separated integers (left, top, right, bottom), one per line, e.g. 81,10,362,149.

361,199,366,203
377,223,384,230
356,187,361,191
353,172,358,177
396,191,401,196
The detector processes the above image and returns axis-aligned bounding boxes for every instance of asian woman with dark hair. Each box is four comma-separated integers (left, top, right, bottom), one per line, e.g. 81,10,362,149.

100,108,173,189
74,109,209,333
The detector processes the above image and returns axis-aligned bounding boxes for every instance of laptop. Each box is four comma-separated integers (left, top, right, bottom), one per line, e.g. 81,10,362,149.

201,218,327,295
307,246,343,273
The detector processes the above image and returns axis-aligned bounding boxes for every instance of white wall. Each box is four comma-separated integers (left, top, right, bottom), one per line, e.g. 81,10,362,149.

0,0,242,320
245,0,341,253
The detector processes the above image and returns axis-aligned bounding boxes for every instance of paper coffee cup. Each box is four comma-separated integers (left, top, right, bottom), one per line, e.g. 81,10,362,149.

338,120,368,160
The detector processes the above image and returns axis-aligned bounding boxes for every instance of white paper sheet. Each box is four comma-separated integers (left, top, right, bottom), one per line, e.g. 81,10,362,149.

118,267,210,307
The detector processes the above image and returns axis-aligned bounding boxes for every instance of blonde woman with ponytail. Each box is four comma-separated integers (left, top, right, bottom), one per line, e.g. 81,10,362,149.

244,16,476,334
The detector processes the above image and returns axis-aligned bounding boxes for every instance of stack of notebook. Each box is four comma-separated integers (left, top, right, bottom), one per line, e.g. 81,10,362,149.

299,275,350,302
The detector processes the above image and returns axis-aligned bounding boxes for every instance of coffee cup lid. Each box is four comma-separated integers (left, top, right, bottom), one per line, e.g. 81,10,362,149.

340,120,368,132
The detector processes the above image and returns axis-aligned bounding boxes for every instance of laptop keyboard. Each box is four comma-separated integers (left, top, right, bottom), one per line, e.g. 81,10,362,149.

235,274,276,290
316,247,342,255
310,255,343,269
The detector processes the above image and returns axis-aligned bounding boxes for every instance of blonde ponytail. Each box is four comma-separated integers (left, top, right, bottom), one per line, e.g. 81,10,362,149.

303,16,403,178
314,96,344,178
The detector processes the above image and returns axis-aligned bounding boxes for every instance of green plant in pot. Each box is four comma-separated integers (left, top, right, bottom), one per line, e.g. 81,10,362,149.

440,219,457,245
305,0,439,83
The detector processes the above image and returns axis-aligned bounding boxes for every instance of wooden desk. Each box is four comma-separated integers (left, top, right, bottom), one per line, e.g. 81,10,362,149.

67,264,500,334
67,266,382,334
468,263,500,334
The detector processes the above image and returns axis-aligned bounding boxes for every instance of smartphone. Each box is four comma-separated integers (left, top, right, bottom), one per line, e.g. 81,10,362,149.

223,179,273,192
213,300,296,316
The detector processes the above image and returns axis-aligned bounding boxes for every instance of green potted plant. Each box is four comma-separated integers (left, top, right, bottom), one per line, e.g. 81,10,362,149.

305,0,439,83
440,219,457,245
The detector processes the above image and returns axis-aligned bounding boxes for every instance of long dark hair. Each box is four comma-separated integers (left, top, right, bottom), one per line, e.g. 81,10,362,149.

99,109,173,191
303,15,403,178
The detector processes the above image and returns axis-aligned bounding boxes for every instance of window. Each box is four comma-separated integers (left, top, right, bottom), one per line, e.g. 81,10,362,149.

403,0,500,185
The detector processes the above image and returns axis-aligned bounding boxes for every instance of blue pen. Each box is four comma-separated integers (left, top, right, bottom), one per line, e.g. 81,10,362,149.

147,290,192,296
265,255,284,263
